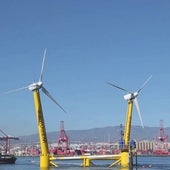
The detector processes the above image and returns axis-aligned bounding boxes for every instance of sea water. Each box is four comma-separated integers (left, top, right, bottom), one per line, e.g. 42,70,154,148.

0,156,169,170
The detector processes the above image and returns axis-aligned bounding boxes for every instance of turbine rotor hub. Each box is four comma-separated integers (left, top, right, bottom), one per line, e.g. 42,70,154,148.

123,92,138,100
28,82,43,91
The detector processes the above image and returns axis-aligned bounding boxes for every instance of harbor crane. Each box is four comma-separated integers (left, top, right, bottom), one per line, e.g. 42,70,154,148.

54,121,69,156
154,120,168,155
0,129,19,154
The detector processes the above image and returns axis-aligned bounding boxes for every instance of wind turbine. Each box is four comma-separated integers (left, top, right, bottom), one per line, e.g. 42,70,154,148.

107,75,152,128
5,49,66,113
5,49,66,168
107,75,152,167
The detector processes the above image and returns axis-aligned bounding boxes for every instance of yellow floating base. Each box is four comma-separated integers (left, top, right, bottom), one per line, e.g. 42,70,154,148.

40,155,50,168
120,152,129,167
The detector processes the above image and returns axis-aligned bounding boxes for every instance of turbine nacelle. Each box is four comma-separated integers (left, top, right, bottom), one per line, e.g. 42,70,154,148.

124,92,138,101
28,82,43,91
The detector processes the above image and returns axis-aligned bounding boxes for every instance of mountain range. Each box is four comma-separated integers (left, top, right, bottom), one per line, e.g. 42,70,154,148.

17,125,170,145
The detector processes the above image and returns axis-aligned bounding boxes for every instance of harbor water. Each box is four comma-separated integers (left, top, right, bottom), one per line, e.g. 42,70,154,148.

0,156,169,170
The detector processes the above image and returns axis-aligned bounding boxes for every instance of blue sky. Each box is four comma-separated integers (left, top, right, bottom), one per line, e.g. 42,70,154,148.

0,1,170,136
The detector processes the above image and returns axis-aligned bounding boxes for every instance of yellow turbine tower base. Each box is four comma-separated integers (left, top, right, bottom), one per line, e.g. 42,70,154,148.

40,154,50,168
120,152,129,168
83,157,91,167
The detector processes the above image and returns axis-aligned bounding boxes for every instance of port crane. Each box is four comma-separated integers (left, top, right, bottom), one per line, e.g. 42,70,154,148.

154,120,168,155
107,75,152,167
54,121,69,156
0,129,19,154
5,49,66,168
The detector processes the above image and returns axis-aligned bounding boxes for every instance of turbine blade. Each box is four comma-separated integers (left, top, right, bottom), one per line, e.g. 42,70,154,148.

0,129,7,137
4,85,29,94
134,98,144,128
42,86,66,113
106,82,130,93
39,48,47,82
138,75,152,93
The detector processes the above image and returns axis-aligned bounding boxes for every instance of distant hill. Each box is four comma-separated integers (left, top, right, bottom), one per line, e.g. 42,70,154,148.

17,125,170,144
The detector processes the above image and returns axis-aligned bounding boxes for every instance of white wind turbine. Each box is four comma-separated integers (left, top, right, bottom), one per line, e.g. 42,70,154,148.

106,75,152,167
5,49,66,168
5,48,66,113
107,75,152,128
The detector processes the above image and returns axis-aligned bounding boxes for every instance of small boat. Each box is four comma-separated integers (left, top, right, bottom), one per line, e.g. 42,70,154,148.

0,154,17,164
